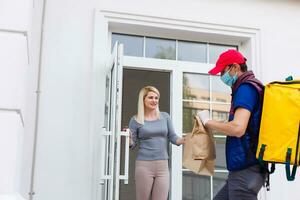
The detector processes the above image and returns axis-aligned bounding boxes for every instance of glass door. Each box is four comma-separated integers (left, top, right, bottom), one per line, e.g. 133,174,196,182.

182,73,231,200
100,42,130,200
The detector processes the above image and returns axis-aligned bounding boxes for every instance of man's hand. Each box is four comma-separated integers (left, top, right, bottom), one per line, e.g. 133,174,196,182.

198,110,211,125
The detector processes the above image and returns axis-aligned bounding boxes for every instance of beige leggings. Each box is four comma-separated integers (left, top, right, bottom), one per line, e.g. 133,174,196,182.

135,160,169,200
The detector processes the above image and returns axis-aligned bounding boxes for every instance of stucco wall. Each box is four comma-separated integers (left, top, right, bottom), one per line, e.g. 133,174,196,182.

0,0,31,198
1,0,300,200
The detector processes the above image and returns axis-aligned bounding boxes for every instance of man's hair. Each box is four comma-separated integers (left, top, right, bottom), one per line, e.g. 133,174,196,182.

240,63,248,72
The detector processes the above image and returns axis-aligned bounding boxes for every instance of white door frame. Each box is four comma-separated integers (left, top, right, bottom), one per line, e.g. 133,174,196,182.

92,9,261,200
122,57,212,200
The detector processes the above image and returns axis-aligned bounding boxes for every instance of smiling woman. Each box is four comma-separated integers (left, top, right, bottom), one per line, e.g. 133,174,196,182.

128,85,185,200
136,86,161,123
119,70,172,200
143,91,159,113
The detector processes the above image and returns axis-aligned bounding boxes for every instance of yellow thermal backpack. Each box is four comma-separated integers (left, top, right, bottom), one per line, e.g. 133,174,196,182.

256,79,300,181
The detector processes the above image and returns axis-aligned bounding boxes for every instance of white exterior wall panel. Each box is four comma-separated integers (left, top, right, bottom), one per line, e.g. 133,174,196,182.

1,0,300,200
0,0,31,31
28,0,97,200
0,0,31,199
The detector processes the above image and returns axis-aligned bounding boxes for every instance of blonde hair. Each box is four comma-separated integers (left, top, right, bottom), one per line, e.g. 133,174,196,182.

135,86,160,124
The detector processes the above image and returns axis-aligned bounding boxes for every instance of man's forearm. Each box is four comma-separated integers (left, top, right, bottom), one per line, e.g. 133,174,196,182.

206,120,244,137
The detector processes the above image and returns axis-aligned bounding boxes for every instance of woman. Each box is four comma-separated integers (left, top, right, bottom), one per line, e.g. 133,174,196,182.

129,86,185,200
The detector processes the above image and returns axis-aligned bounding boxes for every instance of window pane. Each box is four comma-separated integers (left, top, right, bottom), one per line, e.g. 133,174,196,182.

212,104,230,122
213,172,228,198
183,171,211,200
211,75,231,103
178,41,207,62
209,44,237,64
145,37,176,60
183,73,209,101
183,102,209,133
111,33,143,57
214,137,227,170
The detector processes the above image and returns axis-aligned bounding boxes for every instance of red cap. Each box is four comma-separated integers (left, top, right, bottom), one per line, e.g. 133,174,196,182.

208,49,247,75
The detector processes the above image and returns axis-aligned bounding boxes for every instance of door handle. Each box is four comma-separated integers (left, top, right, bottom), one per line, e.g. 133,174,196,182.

120,128,130,184
100,127,113,181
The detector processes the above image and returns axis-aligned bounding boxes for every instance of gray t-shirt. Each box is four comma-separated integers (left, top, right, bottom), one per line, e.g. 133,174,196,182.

129,112,179,160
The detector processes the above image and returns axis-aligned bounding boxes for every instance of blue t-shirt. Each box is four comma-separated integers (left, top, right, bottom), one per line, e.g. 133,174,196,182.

233,83,258,114
227,83,261,171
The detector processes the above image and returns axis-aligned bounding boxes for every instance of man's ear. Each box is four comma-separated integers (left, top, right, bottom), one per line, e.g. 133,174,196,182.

232,63,241,72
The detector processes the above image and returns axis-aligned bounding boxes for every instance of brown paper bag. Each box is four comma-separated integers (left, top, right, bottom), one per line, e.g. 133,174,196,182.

183,115,216,176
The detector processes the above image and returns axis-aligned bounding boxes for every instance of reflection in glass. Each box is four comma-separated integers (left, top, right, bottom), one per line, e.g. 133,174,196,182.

213,172,228,198
183,102,209,133
211,75,231,103
111,33,144,57
178,41,207,62
183,171,211,200
145,37,176,60
212,104,230,122
181,72,230,200
214,137,226,170
183,73,209,101
209,44,237,64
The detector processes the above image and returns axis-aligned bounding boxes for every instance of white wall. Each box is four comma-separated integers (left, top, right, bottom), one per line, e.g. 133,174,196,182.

0,32,27,196
0,0,31,31
0,0,31,199
1,0,300,200
24,0,99,199
0,113,23,194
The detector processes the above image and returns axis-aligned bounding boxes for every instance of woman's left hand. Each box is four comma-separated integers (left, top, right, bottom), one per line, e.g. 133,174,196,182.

176,137,185,145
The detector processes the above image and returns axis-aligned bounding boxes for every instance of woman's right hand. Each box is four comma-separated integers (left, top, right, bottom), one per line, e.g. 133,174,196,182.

129,130,133,146
176,137,185,145
123,127,133,147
